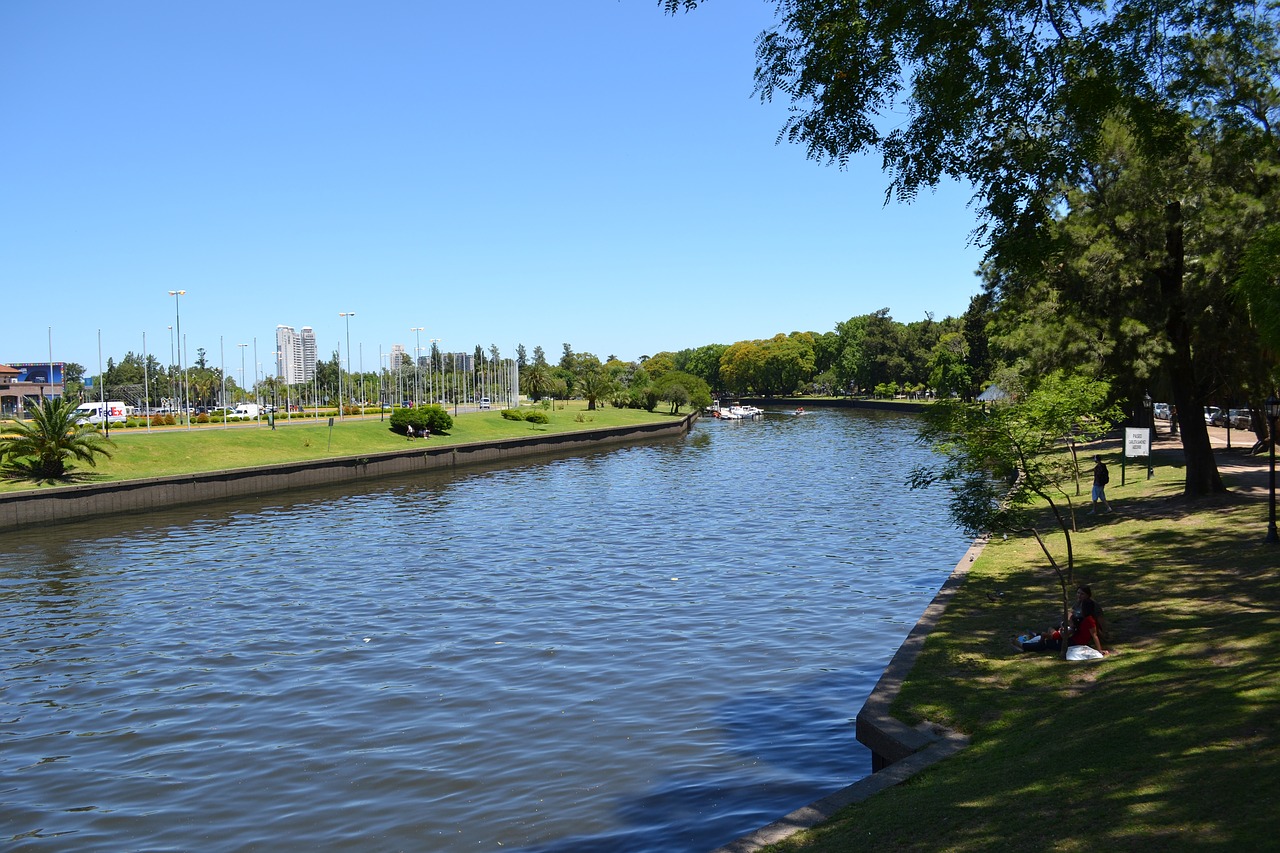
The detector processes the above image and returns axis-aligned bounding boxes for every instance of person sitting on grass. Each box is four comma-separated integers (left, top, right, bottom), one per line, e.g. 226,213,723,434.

1014,585,1109,656
1066,596,1111,658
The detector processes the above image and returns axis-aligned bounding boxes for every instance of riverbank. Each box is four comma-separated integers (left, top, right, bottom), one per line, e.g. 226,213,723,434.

0,406,694,531
746,435,1280,850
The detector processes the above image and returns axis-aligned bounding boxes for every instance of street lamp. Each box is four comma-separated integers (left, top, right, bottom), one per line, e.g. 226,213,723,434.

341,312,356,415
1266,394,1279,544
410,327,424,405
238,344,249,406
168,290,187,424
1143,392,1153,479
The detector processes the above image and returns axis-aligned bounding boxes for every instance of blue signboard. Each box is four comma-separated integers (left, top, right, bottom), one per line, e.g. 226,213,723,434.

10,362,65,384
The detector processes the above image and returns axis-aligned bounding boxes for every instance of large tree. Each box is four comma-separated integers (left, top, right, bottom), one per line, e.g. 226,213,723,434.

667,0,1280,496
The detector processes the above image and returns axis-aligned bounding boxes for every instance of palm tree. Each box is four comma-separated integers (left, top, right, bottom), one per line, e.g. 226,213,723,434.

521,362,552,402
0,398,114,482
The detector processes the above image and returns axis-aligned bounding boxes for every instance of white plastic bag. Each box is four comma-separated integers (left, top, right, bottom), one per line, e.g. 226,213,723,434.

1066,645,1105,661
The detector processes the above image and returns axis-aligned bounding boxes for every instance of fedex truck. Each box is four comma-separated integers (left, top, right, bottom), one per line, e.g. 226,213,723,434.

75,401,129,425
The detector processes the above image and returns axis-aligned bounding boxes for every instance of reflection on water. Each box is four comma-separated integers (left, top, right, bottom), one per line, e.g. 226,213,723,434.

0,408,966,852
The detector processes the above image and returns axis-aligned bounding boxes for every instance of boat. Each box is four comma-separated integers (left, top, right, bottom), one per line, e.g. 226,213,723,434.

706,403,762,420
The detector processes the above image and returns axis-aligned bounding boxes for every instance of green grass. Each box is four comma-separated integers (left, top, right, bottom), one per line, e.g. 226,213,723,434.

0,402,680,490
762,452,1280,851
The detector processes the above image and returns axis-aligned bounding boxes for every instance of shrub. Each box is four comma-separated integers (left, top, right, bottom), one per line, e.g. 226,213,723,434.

196,413,210,424
500,409,525,421
523,410,550,425
164,415,177,426
389,404,453,436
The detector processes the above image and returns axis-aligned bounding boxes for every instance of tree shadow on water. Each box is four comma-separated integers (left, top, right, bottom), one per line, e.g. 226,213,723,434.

520,670,880,853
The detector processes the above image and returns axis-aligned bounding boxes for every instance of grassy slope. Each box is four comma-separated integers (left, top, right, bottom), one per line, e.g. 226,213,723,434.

765,453,1280,852
0,403,678,490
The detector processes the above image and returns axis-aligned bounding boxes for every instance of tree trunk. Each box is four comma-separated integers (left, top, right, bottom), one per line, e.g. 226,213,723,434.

1159,200,1225,498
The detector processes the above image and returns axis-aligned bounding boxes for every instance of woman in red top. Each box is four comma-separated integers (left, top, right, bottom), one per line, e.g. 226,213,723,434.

1069,596,1109,655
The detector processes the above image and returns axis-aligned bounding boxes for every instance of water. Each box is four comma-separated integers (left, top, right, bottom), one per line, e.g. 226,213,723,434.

1,408,968,852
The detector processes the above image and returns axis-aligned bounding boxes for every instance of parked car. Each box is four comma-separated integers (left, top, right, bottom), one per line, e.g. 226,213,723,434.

1205,406,1223,426
1230,409,1252,430
1153,402,1171,420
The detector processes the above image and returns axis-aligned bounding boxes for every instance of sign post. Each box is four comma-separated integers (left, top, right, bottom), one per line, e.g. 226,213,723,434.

1125,427,1150,485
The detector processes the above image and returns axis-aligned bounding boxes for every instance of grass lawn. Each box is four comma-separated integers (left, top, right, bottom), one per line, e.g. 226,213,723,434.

0,402,680,491
763,449,1280,851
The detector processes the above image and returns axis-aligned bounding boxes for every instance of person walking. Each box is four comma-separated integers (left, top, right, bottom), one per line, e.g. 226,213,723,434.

1091,454,1112,513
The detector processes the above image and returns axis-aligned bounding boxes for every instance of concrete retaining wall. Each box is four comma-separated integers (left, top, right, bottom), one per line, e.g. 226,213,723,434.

0,415,694,532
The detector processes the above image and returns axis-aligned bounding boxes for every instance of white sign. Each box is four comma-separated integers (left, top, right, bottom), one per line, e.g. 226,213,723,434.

1125,427,1150,458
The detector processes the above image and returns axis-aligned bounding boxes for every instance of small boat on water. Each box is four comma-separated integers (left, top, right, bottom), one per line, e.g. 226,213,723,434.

706,402,764,420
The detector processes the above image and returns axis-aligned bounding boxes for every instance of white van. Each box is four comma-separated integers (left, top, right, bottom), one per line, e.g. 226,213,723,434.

75,401,128,425
233,403,261,418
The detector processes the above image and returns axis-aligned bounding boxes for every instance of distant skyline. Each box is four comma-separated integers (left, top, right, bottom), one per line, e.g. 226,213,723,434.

2,1,985,375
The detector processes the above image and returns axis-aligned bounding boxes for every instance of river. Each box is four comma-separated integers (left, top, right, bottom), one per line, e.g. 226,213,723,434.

1,407,968,852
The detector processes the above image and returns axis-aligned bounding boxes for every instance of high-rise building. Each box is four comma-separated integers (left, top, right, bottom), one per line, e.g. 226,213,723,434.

276,325,317,383
391,343,406,367
300,327,316,381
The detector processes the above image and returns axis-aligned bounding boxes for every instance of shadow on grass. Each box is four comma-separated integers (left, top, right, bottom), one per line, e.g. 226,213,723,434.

771,468,1280,851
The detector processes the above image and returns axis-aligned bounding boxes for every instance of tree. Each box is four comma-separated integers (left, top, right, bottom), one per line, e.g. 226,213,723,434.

652,371,712,414
929,331,970,399
0,397,115,482
911,372,1122,629
521,362,552,402
575,355,613,410
668,0,1280,496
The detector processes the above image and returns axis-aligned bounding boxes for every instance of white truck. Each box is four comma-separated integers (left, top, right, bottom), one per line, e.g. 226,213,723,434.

75,401,129,425
233,403,261,419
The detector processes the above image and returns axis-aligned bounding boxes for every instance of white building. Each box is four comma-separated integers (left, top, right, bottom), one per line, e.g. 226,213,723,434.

276,325,317,383
300,326,316,381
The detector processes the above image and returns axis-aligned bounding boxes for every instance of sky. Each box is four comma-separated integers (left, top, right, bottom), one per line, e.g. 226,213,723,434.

1,1,986,377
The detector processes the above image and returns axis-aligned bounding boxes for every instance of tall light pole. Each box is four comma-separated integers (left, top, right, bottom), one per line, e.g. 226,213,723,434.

168,290,186,422
341,312,356,415
410,327,424,405
168,325,175,410
1267,395,1279,544
238,344,249,407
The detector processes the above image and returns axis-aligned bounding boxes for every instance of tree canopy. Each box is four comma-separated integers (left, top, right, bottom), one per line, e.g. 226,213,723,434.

667,0,1280,496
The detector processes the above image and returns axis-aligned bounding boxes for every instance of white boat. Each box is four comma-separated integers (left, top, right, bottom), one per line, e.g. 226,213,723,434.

727,403,763,418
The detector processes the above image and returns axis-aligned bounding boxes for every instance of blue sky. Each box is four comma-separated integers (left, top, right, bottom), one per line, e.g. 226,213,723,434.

1,1,984,376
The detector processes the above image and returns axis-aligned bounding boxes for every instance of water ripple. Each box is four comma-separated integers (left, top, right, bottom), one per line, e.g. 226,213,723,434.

1,408,966,852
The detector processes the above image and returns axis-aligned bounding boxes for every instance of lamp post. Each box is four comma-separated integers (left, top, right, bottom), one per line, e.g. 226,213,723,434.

168,290,186,423
1267,395,1279,544
340,312,356,416
410,327,424,405
238,344,248,406
1143,392,1154,479
168,324,175,409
